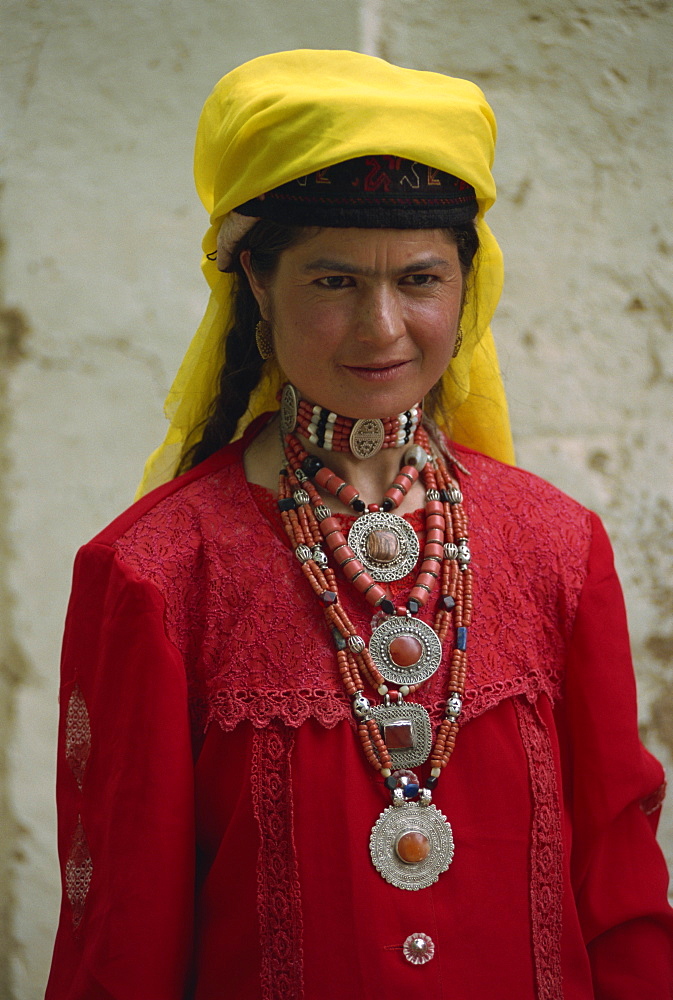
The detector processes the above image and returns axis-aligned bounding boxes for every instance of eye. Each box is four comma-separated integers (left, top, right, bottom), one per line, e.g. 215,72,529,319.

400,273,439,287
315,275,354,289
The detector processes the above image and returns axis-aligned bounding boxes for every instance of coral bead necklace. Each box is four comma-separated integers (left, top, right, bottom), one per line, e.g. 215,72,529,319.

277,390,472,891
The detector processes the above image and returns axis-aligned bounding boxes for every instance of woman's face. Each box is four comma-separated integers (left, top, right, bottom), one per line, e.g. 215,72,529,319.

242,227,464,418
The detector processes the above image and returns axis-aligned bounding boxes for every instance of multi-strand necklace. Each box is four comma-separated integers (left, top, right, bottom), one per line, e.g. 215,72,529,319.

277,384,472,892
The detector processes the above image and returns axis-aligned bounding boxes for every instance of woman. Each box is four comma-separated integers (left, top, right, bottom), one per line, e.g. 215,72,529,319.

46,50,672,999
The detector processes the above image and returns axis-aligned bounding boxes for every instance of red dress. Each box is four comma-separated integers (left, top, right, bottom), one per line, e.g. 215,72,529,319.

46,434,673,999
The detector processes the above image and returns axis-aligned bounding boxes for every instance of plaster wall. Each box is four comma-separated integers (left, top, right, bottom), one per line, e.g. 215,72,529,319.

1,1,671,996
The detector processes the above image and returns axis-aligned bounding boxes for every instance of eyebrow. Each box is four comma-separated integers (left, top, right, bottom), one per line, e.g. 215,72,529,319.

302,256,453,276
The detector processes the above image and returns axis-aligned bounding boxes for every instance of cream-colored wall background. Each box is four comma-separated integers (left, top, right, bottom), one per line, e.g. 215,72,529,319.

1,1,671,996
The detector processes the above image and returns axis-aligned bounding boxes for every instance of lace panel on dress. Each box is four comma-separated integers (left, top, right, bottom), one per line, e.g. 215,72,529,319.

113,451,592,738
65,684,91,790
65,816,93,930
251,721,304,1000
515,697,564,1000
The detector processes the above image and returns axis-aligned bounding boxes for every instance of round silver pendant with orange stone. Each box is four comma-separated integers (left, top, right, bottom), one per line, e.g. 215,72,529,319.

370,798,454,891
368,615,442,686
348,511,419,583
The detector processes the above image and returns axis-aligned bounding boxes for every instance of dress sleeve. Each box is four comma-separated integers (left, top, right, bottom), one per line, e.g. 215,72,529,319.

561,512,673,998
46,543,195,1000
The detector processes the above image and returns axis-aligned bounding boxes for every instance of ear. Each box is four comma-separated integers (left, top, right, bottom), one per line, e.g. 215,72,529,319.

239,250,271,320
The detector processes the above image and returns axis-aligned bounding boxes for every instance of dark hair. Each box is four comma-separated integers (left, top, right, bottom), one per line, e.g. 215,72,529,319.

179,219,479,473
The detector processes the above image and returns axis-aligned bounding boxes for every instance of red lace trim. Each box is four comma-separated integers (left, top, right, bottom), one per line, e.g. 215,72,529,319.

65,816,93,931
515,698,564,1000
251,721,304,1000
209,687,350,731
63,685,93,930
65,684,91,790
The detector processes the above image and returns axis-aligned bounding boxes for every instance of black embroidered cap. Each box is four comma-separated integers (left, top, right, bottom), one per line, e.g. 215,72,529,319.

234,155,478,228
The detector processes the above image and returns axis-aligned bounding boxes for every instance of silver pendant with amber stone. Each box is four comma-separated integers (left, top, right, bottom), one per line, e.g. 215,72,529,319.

368,615,442,687
371,701,432,768
370,794,454,890
347,511,419,583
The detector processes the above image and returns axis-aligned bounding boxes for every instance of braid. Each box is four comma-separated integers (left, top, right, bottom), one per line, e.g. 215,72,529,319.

179,278,264,471
178,220,307,473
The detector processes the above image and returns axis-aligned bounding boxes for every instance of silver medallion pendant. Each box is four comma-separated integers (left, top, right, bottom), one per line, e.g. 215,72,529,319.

369,616,442,686
279,384,300,438
349,418,385,460
348,511,419,583
370,802,454,890
371,702,431,768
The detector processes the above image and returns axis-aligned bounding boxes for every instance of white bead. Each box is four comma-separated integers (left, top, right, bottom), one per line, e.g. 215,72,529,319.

378,684,388,696
309,434,318,444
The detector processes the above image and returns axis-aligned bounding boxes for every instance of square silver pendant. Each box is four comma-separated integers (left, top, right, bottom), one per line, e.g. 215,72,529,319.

372,702,432,768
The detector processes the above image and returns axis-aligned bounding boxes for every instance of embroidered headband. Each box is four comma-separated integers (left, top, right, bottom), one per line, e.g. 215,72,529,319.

217,156,478,271
236,155,478,227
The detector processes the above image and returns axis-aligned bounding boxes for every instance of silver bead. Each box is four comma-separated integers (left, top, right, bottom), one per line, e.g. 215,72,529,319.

402,443,428,471
348,635,366,654
443,542,458,560
392,788,405,807
419,788,433,807
295,544,312,563
447,486,463,504
294,469,307,483
446,693,462,719
293,489,310,506
456,539,471,566
314,505,331,521
426,488,441,501
352,691,371,719
312,545,328,568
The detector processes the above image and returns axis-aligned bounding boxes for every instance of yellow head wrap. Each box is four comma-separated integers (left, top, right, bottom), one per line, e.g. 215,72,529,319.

137,49,514,497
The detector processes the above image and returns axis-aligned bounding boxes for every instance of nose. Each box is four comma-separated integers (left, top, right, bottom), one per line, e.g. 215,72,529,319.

356,285,405,346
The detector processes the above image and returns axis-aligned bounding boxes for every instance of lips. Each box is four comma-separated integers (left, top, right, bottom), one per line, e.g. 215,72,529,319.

341,360,412,382
343,360,410,371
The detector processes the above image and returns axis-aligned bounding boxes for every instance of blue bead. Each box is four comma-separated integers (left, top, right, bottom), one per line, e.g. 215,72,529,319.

403,782,420,799
331,628,346,651
456,627,468,651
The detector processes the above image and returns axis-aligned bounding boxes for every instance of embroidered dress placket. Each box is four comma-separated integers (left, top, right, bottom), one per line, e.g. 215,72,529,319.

515,697,564,1000
251,722,304,1000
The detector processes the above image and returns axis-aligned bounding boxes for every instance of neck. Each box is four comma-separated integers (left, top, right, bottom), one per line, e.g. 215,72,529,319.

305,437,424,513
244,414,431,516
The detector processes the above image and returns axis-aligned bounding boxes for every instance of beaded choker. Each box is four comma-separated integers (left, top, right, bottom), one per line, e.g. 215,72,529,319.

278,419,472,896
281,382,422,460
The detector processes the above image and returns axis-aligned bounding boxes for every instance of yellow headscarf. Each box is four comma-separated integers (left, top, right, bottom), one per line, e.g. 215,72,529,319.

137,49,514,497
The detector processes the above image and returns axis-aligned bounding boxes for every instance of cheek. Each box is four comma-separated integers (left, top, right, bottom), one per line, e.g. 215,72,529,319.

274,298,349,352
412,298,459,344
